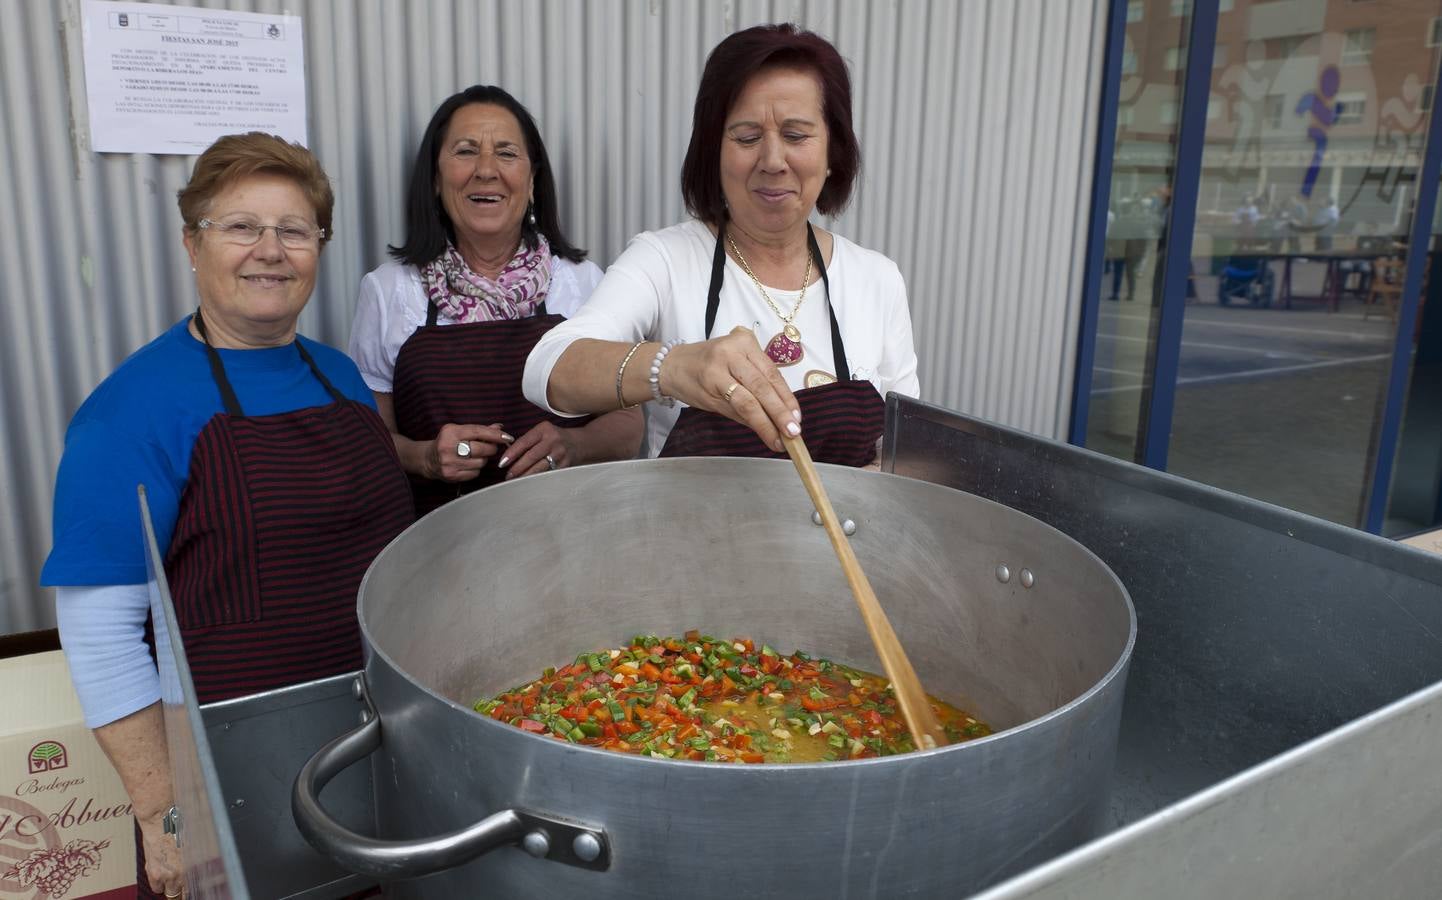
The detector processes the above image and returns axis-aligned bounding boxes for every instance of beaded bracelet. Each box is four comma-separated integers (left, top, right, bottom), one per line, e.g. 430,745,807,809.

615,341,645,410
648,339,684,407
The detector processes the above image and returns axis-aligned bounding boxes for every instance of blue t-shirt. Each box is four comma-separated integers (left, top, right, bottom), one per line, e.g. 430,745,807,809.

42,317,378,587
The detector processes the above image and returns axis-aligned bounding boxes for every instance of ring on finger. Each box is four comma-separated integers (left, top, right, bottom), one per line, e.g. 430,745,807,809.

545,454,557,471
456,441,472,458
723,382,741,402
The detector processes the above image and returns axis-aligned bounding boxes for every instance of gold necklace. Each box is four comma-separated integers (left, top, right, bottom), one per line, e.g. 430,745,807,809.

727,233,812,367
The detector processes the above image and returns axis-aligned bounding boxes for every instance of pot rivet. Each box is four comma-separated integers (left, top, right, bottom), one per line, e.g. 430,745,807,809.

522,829,551,859
996,565,1011,584
351,678,364,700
230,798,245,810
572,832,603,862
1020,569,1035,589
811,510,857,535
358,710,371,725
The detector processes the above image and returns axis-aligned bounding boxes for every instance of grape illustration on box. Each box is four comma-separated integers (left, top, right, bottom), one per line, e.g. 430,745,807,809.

3,838,112,898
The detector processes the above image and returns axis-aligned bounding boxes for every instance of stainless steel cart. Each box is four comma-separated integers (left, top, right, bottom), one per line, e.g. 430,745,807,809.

146,394,1442,899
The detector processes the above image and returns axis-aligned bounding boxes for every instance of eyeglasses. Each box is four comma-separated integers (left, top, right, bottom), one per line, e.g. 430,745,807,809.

197,218,326,250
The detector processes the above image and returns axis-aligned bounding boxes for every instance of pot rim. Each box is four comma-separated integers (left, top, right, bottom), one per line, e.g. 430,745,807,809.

357,458,1138,770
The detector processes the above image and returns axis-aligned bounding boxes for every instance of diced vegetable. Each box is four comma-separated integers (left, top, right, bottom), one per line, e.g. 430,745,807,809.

471,633,990,763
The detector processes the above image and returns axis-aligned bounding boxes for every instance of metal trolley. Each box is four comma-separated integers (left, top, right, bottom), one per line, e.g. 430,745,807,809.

146,394,1442,899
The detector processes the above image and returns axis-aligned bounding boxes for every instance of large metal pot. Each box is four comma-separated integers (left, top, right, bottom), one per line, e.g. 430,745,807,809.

294,457,1135,898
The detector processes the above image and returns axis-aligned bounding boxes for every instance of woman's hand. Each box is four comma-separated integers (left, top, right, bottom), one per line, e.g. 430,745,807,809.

662,328,802,452
427,422,513,481
500,421,578,479
137,808,184,896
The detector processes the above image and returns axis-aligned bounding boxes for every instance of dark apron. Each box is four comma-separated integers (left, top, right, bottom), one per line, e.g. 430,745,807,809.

142,312,414,897
391,300,592,516
657,223,885,467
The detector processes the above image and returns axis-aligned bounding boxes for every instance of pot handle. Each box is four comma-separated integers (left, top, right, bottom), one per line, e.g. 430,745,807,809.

291,676,610,880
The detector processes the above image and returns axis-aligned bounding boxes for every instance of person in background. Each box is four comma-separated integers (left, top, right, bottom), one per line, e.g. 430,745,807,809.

350,85,641,516
1282,193,1309,253
524,23,919,465
1232,194,1261,236
1314,196,1340,252
41,133,415,898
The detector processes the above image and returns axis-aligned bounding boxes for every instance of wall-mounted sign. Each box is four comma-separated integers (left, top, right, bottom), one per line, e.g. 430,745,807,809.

80,0,307,154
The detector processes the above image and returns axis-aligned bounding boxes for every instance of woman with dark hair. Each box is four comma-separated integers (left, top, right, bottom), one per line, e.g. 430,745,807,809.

524,24,918,465
351,85,641,515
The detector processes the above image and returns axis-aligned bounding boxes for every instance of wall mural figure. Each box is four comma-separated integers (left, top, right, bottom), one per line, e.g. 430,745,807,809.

1343,73,1427,219
1295,65,1341,198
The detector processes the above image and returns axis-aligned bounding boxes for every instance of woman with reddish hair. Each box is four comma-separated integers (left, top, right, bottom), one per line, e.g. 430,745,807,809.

524,23,918,465
43,133,414,897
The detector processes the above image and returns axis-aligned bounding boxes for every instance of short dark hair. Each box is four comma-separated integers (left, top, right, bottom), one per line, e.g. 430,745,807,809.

390,85,586,266
178,132,334,247
681,23,861,226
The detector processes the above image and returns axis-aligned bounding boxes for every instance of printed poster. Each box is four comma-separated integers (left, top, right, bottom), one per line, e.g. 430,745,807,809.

81,0,307,154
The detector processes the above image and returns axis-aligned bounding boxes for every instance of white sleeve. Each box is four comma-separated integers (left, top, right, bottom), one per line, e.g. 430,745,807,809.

877,262,921,398
348,269,399,394
56,584,161,728
545,259,606,319
575,258,605,300
524,236,670,413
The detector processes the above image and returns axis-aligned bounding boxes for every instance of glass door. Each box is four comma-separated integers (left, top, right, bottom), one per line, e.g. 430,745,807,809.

1167,2,1441,526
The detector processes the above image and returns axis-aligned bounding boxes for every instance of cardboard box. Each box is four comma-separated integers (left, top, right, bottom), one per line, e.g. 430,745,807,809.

1399,527,1442,557
1,648,136,899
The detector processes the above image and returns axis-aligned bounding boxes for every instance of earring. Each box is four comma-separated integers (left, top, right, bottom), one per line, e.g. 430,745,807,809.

526,204,537,227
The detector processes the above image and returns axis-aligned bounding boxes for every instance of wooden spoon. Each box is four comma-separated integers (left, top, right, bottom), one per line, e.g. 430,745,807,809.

782,434,948,750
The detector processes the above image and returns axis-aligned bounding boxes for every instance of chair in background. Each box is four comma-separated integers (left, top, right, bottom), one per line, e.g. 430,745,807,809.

1364,256,1407,322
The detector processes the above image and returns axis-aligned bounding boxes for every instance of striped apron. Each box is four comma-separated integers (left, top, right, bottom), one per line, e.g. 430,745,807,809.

391,300,591,516
657,223,885,465
143,313,413,896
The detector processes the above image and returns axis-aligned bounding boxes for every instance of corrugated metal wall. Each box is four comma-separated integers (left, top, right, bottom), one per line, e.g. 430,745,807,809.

1,0,1106,632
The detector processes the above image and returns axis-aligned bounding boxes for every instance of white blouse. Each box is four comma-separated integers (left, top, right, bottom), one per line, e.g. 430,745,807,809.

523,219,920,456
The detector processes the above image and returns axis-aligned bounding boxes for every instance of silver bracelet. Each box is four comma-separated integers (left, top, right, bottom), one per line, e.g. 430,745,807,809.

648,339,684,407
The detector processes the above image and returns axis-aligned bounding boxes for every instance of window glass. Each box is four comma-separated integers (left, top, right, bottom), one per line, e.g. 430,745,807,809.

1341,27,1375,65
1165,3,1440,526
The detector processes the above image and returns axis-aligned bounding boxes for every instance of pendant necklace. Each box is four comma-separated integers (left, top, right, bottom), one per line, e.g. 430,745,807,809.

727,233,812,367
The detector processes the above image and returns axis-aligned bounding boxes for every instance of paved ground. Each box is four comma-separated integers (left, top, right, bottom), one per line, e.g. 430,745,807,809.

1085,262,1401,527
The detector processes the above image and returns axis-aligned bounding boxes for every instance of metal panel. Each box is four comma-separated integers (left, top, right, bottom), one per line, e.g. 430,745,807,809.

1,0,1108,632
202,676,376,899
882,395,1442,827
141,486,247,898
973,677,1442,900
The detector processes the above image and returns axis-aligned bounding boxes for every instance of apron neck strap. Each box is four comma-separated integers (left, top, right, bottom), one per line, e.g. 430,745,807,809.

193,308,345,417
706,222,848,380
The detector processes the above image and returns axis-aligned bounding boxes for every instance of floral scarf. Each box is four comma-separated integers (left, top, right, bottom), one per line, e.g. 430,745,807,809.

420,235,553,323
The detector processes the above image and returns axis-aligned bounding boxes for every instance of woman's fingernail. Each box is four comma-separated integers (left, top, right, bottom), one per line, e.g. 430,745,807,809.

501,432,515,443
498,455,511,468
786,422,801,436
792,408,802,422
